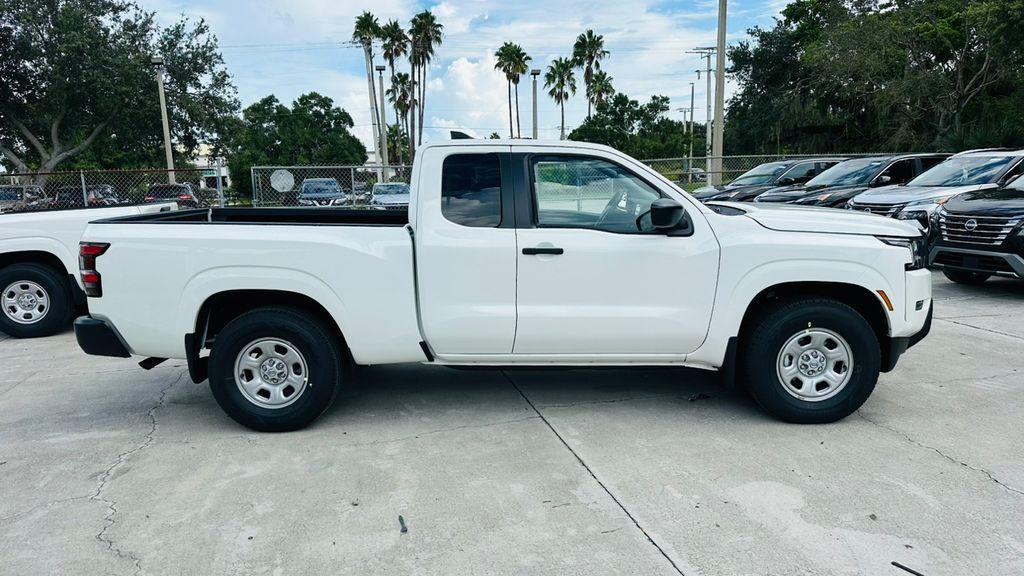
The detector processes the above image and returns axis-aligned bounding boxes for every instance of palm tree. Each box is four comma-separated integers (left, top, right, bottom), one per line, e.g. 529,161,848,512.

353,12,383,161
588,70,614,112
572,29,609,118
380,20,409,158
494,43,531,138
409,10,443,146
386,72,412,162
544,57,577,140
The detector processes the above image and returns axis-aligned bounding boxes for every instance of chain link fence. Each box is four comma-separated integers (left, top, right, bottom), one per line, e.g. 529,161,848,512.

0,167,234,213
251,165,413,208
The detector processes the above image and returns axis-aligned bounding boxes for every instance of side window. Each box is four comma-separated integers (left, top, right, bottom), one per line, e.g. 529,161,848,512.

1003,159,1024,180
783,162,818,182
532,155,662,234
441,154,502,227
919,156,945,171
881,159,915,184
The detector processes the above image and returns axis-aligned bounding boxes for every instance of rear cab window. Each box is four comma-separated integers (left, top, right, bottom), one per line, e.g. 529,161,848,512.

440,154,502,227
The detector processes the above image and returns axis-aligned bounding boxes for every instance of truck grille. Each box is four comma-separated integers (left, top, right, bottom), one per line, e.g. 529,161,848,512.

938,213,1021,245
848,201,906,217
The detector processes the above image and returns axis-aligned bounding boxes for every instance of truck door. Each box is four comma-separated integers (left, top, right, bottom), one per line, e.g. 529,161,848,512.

413,146,518,354
513,152,720,356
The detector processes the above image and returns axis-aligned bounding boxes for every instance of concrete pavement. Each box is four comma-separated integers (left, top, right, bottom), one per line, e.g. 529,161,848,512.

1,276,1022,575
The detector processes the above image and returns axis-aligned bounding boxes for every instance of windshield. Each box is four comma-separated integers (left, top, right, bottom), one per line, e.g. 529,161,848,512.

729,162,790,186
0,189,23,201
302,180,341,194
909,155,1017,186
806,158,885,186
374,184,408,195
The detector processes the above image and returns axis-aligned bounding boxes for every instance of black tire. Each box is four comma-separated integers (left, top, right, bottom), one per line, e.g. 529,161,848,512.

942,269,990,285
0,263,73,338
740,298,881,424
208,307,346,432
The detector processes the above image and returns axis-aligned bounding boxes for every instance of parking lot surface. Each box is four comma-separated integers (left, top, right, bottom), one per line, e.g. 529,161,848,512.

1,276,1022,575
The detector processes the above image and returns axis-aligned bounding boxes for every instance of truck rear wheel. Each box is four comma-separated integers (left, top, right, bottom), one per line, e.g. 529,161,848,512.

0,263,73,338
942,269,990,285
208,307,345,432
741,298,880,424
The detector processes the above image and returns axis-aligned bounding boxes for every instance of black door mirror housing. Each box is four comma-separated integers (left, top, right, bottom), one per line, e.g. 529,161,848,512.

873,174,893,186
650,198,685,229
777,177,795,186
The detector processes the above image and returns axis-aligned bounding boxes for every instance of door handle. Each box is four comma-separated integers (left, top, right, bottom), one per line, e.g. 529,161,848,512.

522,247,564,255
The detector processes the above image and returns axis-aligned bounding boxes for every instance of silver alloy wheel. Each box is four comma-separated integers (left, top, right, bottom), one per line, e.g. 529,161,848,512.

776,328,853,402
2,280,50,325
233,338,309,409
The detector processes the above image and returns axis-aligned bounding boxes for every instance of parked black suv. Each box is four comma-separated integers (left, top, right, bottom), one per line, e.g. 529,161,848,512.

146,183,205,208
754,154,949,206
691,158,843,202
927,180,1024,284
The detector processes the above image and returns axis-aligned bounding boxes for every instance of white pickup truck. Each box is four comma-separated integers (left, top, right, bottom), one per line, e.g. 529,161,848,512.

1,203,176,338
74,141,933,431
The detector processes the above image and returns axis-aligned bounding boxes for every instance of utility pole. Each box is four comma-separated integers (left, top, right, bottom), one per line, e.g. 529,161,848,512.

687,48,715,159
689,81,695,175
151,55,175,184
712,0,728,186
376,65,389,181
409,79,417,159
531,69,541,139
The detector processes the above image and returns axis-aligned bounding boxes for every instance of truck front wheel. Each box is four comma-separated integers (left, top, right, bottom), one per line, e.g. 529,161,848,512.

741,298,880,423
0,263,73,338
208,307,345,431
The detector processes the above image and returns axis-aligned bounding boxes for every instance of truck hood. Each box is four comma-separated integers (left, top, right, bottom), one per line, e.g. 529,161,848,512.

853,183,996,204
709,201,921,237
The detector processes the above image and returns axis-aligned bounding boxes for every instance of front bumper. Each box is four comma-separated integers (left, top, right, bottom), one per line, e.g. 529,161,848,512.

74,316,131,358
929,245,1024,278
883,303,931,372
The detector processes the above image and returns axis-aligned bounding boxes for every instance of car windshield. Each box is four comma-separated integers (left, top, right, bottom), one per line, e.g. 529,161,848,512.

302,181,340,194
149,186,188,198
806,158,886,186
909,155,1017,186
0,188,23,201
374,184,407,195
729,162,791,186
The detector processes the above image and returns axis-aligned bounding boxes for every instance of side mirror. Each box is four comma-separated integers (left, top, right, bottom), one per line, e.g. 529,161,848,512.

650,198,685,229
1000,173,1021,187
874,174,893,186
777,177,795,186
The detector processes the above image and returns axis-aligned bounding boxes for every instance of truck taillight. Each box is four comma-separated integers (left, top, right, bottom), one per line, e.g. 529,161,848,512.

79,242,110,297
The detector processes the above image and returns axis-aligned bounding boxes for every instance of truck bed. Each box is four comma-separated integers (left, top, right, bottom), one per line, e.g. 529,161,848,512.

93,207,409,226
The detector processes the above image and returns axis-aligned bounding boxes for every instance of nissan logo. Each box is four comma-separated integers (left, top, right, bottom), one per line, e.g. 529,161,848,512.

965,219,978,231
862,207,871,213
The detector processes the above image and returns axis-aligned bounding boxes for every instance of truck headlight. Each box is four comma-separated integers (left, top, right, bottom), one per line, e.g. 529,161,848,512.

878,236,925,270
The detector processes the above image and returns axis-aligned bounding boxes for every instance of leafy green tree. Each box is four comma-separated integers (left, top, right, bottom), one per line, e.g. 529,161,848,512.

570,93,698,159
545,58,577,140
353,12,382,160
588,71,615,111
572,30,609,118
0,0,238,176
409,10,443,147
225,93,366,199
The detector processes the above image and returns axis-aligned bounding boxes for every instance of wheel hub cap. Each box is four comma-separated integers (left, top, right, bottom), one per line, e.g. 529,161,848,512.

234,338,309,409
3,281,50,325
776,328,854,402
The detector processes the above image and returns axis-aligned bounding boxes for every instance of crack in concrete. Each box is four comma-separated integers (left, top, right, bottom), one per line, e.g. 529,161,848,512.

0,370,38,399
857,411,1023,497
0,495,90,523
936,318,1024,342
502,371,687,576
90,368,186,576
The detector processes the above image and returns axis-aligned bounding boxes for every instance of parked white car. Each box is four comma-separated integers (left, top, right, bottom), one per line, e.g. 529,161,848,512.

1,203,176,338
74,141,932,431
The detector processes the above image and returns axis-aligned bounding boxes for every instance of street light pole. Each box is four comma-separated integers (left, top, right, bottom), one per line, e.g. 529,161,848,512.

151,55,175,184
531,69,541,139
689,81,695,174
712,0,728,185
376,65,389,181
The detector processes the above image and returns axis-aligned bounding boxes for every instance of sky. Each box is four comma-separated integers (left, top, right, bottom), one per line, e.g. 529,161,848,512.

140,0,790,151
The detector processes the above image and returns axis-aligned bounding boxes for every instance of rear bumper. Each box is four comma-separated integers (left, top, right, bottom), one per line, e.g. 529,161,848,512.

929,245,1024,278
74,316,131,358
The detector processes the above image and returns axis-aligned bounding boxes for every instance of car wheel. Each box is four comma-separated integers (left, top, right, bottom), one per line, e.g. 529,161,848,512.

0,263,73,338
208,307,346,432
741,298,880,424
942,269,990,285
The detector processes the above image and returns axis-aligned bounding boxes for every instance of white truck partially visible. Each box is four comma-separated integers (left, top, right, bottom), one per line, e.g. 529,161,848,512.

1,203,176,338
